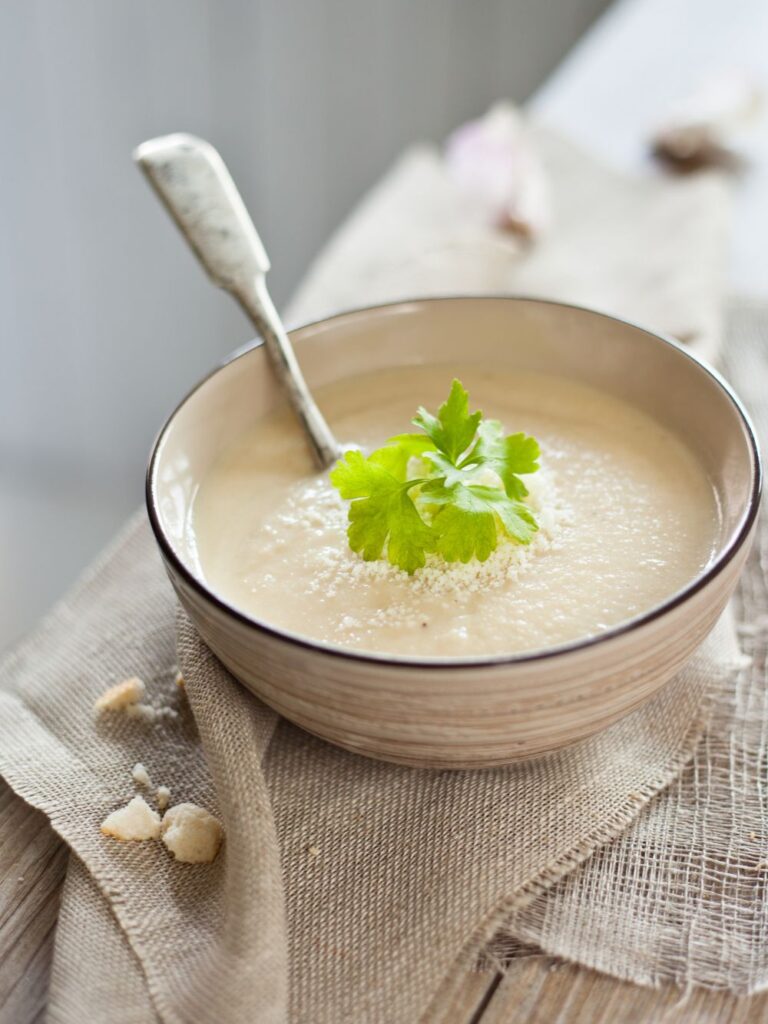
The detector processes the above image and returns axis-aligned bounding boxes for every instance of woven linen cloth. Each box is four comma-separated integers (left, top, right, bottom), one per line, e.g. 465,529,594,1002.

0,528,735,1024
0,121,743,1022
489,298,768,994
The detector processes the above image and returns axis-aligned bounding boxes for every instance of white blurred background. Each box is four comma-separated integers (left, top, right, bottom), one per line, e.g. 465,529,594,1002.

0,0,610,650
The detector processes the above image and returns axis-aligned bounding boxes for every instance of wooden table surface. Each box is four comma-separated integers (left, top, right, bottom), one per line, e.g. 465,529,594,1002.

3,0,768,1020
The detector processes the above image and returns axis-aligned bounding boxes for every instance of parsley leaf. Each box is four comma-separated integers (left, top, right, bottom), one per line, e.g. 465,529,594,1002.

413,379,482,464
469,419,540,499
372,433,436,481
329,450,435,573
424,482,538,562
330,380,540,573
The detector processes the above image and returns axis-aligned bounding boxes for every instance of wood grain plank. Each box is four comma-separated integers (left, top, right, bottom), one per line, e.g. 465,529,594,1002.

428,969,498,1024
0,781,67,1024
479,956,768,1023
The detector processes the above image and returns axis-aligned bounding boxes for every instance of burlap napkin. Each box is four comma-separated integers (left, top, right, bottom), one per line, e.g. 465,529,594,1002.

0,121,747,1022
0,527,737,1023
493,299,768,995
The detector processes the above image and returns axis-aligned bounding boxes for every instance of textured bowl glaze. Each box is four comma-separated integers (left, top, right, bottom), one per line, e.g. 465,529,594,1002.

147,298,761,768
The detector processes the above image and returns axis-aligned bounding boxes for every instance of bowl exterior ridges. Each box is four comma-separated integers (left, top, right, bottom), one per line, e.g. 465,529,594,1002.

163,523,753,769
147,298,761,769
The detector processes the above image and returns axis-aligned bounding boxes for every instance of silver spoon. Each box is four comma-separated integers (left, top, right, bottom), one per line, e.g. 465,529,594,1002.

133,133,341,469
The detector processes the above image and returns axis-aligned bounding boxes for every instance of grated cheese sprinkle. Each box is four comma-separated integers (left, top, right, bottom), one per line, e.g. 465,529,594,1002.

249,457,571,648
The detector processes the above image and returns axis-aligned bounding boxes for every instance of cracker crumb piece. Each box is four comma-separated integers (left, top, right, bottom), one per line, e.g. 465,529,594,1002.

174,670,185,689
125,703,178,724
125,703,158,723
94,677,146,712
161,803,223,863
306,843,320,857
101,796,161,842
132,763,152,788
156,786,171,812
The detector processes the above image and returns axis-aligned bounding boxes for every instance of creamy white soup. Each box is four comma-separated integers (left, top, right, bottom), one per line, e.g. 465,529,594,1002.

191,366,719,658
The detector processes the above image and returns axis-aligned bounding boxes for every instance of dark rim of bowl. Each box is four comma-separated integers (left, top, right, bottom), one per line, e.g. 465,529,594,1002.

146,295,763,669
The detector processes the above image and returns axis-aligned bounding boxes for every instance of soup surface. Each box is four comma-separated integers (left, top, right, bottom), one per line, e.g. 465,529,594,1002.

191,366,719,658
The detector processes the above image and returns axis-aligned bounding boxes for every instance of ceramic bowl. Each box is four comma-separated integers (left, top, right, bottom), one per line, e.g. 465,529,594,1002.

147,297,761,769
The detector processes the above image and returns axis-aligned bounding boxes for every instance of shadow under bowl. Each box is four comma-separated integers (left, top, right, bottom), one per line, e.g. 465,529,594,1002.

147,297,761,769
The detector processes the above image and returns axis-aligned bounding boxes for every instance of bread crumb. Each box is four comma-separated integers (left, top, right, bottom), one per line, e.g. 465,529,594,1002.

161,804,223,863
125,703,178,724
100,796,161,842
125,703,158,723
131,763,151,788
156,786,171,811
174,670,185,689
306,843,320,857
94,677,146,712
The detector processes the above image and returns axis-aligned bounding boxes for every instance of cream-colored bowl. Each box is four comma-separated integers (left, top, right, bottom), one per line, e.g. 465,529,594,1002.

147,297,761,769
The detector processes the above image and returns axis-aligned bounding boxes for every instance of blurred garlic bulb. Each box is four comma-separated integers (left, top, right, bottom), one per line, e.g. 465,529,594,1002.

651,70,764,172
445,103,551,240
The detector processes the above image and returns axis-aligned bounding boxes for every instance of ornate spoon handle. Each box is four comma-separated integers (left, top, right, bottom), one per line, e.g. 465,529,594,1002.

134,133,341,469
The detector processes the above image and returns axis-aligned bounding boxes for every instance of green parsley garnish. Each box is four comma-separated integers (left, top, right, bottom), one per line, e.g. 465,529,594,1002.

330,379,540,573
